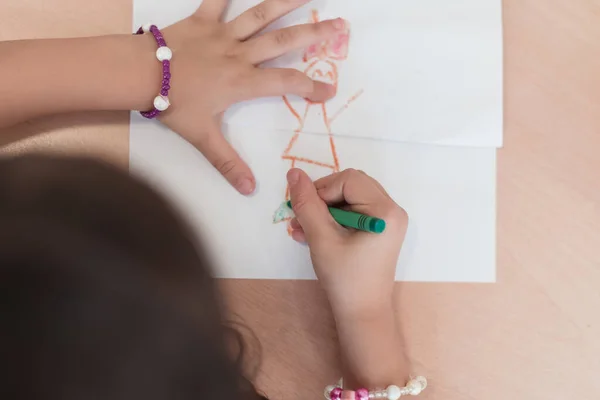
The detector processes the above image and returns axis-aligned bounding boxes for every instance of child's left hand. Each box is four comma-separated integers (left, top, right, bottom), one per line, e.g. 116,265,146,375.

152,0,342,195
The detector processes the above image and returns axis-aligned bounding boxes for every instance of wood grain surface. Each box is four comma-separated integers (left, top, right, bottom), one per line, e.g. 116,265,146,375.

1,1,599,399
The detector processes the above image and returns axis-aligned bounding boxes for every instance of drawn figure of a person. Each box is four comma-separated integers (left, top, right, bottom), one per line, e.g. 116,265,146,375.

275,10,363,231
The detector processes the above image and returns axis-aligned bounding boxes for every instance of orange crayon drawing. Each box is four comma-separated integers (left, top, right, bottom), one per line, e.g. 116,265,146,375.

275,10,364,233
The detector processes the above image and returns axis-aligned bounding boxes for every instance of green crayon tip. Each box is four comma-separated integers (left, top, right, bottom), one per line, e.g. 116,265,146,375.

285,201,386,234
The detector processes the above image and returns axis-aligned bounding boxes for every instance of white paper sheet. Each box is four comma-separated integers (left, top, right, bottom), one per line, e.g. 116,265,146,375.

130,115,496,282
134,0,503,147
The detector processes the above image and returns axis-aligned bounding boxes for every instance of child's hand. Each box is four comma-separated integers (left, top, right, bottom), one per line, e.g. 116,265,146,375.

287,168,408,319
153,0,342,195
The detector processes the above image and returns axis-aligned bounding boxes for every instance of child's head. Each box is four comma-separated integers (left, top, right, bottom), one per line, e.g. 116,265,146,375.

304,59,339,86
0,155,265,400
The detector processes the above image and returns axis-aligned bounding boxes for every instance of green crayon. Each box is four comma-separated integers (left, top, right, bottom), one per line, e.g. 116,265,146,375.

286,201,386,234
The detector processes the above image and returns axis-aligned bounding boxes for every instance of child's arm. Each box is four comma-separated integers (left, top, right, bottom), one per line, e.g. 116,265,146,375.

0,0,344,195
287,169,413,390
334,305,409,390
0,35,157,128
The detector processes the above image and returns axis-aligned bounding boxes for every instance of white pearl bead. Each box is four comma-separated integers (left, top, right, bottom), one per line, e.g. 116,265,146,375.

386,385,402,400
142,23,153,33
408,386,421,396
324,385,336,400
375,392,385,399
153,95,170,111
406,380,423,396
407,376,427,395
415,376,427,390
156,46,172,61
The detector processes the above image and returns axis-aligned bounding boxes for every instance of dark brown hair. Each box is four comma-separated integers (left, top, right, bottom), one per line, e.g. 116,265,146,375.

0,155,264,400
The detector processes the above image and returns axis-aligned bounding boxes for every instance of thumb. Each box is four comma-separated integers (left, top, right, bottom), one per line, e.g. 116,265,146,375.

186,119,256,195
288,169,337,240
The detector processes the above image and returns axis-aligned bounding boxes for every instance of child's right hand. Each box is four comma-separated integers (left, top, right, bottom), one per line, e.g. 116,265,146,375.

287,168,408,319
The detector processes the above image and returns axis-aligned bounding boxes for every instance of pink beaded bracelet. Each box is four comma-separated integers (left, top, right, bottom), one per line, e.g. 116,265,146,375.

324,377,427,400
135,24,172,119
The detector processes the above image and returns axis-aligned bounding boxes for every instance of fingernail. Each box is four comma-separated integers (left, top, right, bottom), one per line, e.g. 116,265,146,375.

287,169,301,186
238,178,255,195
333,18,346,30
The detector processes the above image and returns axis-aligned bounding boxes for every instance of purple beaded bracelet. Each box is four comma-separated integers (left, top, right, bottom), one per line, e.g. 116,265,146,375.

135,24,172,119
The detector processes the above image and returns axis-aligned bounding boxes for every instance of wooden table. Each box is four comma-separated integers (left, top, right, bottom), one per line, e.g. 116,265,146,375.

2,1,599,398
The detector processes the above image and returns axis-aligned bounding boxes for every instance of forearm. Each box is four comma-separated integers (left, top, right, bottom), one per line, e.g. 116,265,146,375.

0,34,158,128
335,305,409,390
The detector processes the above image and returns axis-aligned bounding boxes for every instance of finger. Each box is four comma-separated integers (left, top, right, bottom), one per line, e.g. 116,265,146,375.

195,0,228,20
243,18,346,64
241,69,336,103
291,228,307,244
287,168,339,241
229,0,311,40
315,169,408,233
314,169,388,206
187,119,256,195
357,170,391,197
290,217,302,230
290,218,306,241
